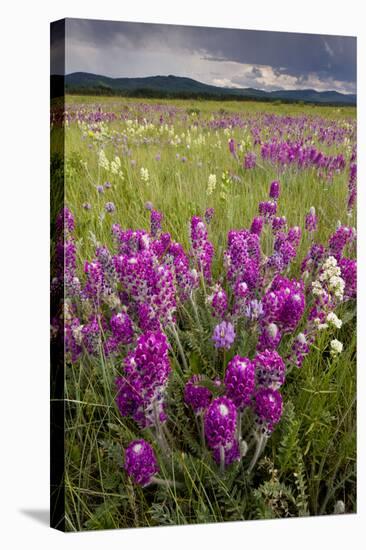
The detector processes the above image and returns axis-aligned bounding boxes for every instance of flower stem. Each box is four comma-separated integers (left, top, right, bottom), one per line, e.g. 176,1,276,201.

150,476,184,489
170,323,188,371
219,445,225,474
247,433,267,473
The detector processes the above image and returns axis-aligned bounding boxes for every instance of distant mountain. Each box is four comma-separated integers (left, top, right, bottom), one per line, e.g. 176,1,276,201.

52,72,356,106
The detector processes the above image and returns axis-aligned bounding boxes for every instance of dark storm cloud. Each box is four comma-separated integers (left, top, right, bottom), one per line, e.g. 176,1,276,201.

62,18,356,93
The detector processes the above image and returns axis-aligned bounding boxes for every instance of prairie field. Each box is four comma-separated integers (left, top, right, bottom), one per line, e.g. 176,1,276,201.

51,95,356,530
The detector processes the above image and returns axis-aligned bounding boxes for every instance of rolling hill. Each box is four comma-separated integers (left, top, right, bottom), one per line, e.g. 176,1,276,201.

51,72,356,106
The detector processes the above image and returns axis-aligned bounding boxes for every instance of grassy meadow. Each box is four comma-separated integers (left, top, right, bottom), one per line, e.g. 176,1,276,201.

51,95,356,530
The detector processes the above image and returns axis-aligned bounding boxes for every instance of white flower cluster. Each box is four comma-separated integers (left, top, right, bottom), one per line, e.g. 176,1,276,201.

98,149,109,171
207,174,217,195
140,167,150,183
326,312,343,329
312,256,345,302
330,339,343,356
110,155,124,178
314,311,343,331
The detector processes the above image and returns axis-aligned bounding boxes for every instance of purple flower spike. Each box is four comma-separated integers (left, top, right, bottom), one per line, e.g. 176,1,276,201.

184,375,212,413
124,439,159,486
56,206,75,236
254,388,283,434
305,207,317,232
208,285,228,319
244,151,256,169
269,180,280,200
257,323,282,352
212,321,236,349
250,216,264,236
205,207,215,225
204,396,237,449
150,209,163,237
225,356,255,410
213,439,240,466
253,349,286,389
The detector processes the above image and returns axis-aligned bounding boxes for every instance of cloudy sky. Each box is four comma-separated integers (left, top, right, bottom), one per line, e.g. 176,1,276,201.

52,18,356,94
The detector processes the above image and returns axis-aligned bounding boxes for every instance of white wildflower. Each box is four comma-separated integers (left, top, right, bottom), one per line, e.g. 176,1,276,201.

207,174,217,195
140,167,150,183
326,312,342,329
98,149,109,171
330,339,343,355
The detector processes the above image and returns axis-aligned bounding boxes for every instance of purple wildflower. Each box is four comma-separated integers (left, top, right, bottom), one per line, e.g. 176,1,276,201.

254,388,283,434
305,207,317,233
212,321,236,349
253,349,286,389
208,285,228,319
190,216,214,282
259,200,277,222
124,439,159,486
250,216,264,236
116,331,171,428
213,439,240,466
269,180,280,200
257,323,281,352
228,138,236,157
339,257,357,300
289,332,310,368
244,151,256,169
150,209,163,237
224,356,255,410
184,375,212,413
204,396,237,449
204,207,215,225
105,201,116,213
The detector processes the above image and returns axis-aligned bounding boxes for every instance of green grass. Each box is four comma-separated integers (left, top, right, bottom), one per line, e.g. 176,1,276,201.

52,95,356,530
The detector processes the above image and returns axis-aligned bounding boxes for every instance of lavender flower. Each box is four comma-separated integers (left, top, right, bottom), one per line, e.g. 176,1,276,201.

254,388,283,434
204,207,215,225
244,151,256,169
257,323,281,352
208,285,228,319
124,439,159,486
224,356,255,410
253,349,286,389
261,275,305,333
259,200,277,222
184,375,212,413
212,439,240,466
289,332,310,368
204,396,237,448
305,206,317,233
150,209,163,237
115,331,171,428
190,216,214,282
339,257,356,300
105,201,116,213
269,180,280,200
212,321,236,349
250,216,264,236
